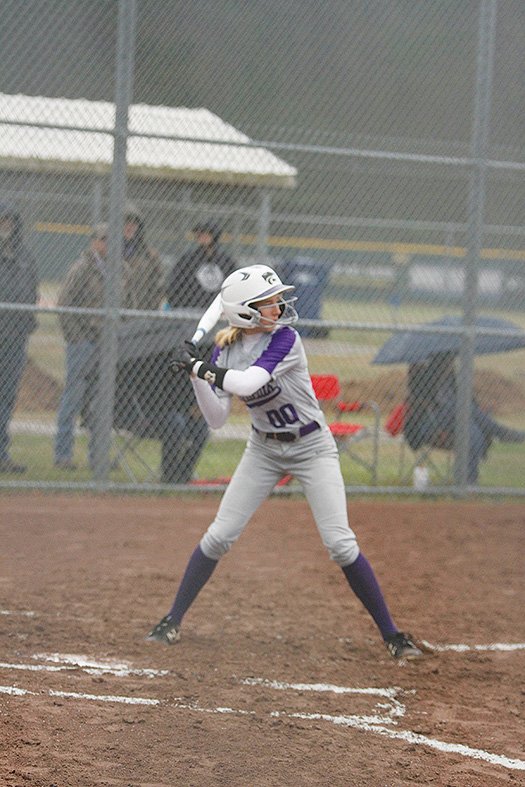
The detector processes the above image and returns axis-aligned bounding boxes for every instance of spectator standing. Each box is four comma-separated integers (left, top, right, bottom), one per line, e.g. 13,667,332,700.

122,203,163,311
0,203,38,473
115,206,207,484
165,221,236,310
54,224,109,470
160,220,237,484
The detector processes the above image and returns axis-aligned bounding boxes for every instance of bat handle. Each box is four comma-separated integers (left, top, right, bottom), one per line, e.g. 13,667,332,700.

191,326,207,345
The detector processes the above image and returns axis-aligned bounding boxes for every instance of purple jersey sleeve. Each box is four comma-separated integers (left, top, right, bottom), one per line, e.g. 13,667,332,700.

253,327,297,374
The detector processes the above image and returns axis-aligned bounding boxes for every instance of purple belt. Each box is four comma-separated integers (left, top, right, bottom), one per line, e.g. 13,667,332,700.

253,421,320,442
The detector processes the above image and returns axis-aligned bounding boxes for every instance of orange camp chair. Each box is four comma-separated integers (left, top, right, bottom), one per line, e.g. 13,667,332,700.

310,374,381,484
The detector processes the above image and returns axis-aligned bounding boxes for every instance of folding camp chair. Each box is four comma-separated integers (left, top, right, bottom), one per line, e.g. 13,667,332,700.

79,358,159,483
111,392,159,483
384,402,453,485
310,374,381,484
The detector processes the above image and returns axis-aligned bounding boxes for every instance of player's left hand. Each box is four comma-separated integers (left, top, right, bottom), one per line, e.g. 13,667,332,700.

169,340,200,375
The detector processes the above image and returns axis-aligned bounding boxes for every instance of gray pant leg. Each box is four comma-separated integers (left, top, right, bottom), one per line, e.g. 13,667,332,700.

292,431,359,566
200,437,284,559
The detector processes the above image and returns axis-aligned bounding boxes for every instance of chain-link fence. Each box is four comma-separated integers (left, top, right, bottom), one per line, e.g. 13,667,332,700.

1,0,524,493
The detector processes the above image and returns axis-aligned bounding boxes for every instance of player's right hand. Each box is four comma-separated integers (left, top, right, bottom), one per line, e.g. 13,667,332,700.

169,340,199,375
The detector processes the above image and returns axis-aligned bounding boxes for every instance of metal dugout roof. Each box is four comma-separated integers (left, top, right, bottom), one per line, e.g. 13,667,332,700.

0,93,297,189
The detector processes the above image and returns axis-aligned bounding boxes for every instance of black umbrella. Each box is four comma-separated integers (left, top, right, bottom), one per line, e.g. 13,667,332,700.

373,316,525,365
117,317,194,362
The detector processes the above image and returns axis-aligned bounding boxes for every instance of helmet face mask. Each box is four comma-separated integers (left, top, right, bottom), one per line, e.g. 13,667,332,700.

220,264,298,328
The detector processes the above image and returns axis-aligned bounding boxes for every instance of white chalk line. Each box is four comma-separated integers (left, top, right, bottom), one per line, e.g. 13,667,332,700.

422,640,525,652
1,608,101,623
240,677,405,723
241,677,402,697
32,652,168,677
0,653,168,705
272,710,525,771
0,659,168,678
172,683,525,772
0,685,159,705
0,609,37,617
1,665,523,772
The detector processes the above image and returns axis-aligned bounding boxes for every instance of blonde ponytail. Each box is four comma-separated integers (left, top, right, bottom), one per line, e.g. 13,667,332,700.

215,326,243,348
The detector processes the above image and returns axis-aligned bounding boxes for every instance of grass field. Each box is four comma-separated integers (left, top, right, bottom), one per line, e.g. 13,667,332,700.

5,427,525,489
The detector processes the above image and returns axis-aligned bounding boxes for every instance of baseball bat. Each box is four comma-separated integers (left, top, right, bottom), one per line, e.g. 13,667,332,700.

190,293,223,345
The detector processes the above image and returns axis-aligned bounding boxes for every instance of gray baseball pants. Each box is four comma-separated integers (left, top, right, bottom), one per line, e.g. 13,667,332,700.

200,428,360,566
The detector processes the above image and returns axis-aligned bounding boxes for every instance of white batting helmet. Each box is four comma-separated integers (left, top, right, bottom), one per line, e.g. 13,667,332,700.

220,264,298,328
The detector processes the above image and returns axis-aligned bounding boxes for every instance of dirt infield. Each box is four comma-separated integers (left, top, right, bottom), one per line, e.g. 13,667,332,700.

1,494,524,786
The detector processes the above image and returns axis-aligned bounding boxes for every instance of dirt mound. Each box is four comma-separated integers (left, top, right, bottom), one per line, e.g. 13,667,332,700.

342,368,525,416
342,370,407,411
16,360,62,412
474,369,525,415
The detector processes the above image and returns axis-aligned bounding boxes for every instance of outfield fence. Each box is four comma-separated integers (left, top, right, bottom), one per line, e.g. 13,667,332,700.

1,0,524,494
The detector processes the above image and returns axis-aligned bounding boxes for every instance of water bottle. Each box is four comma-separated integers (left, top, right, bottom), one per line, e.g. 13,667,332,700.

413,465,430,491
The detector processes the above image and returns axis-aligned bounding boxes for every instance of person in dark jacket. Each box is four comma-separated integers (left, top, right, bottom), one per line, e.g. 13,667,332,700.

118,207,208,484
122,203,163,311
165,221,236,310
404,351,525,483
0,203,38,473
161,221,236,483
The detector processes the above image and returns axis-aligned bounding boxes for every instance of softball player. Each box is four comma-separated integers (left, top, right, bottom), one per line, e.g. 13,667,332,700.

147,264,423,660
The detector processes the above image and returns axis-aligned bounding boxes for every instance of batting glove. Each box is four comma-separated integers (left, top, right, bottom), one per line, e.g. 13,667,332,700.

169,340,200,375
